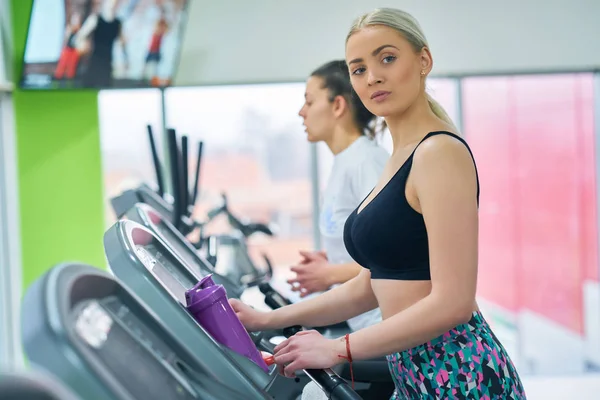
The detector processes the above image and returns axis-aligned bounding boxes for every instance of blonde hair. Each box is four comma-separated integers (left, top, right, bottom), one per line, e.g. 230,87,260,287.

347,8,459,133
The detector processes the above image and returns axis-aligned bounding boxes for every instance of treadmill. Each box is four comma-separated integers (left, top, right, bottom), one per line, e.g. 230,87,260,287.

21,262,268,400
103,220,362,400
119,129,392,397
0,371,80,400
123,202,394,397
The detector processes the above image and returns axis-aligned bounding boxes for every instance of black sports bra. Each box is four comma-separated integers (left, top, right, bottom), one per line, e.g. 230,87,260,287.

343,131,480,280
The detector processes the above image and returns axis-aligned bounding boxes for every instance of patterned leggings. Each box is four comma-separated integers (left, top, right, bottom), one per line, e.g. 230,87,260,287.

386,311,526,399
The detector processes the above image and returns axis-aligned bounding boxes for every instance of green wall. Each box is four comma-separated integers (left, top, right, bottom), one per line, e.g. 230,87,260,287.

11,0,106,291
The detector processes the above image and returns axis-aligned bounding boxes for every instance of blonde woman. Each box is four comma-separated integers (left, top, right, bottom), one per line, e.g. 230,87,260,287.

231,8,526,399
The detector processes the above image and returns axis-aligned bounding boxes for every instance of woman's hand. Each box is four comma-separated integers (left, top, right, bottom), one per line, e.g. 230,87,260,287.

299,250,328,262
273,330,347,377
287,251,331,297
229,298,270,332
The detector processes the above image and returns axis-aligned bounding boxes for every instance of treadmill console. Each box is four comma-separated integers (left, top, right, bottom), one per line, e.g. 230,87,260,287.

125,203,243,298
104,220,363,400
21,263,258,400
104,221,274,396
73,298,196,399
135,242,195,305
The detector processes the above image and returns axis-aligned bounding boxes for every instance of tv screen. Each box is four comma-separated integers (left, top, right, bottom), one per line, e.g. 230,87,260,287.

20,0,189,90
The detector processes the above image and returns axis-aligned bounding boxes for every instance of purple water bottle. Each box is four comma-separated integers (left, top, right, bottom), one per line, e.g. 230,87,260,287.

185,275,269,372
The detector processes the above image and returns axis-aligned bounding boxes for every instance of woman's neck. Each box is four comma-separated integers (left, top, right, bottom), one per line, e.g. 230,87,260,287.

325,126,363,155
385,94,438,155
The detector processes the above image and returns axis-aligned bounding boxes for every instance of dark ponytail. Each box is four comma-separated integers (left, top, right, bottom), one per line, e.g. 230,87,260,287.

310,60,384,139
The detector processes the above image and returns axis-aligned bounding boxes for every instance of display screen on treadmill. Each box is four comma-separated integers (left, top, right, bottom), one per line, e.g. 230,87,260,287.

135,243,194,304
156,224,209,279
73,298,198,399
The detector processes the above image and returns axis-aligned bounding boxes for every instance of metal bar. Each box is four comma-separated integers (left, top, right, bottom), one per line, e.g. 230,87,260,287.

309,143,321,250
0,92,23,370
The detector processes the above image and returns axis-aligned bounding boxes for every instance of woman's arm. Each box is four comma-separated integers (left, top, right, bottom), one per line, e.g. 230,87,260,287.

347,135,479,360
326,262,363,286
73,14,98,48
266,268,378,329
63,25,72,43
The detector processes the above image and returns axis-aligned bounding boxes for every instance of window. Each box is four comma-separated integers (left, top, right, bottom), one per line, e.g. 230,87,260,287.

98,89,163,226
463,73,598,375
164,83,312,269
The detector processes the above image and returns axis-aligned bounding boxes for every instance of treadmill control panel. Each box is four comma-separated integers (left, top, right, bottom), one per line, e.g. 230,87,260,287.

135,243,195,305
156,224,208,277
73,297,198,399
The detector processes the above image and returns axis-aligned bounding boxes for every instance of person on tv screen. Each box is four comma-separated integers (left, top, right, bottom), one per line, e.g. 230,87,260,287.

74,0,128,88
143,5,170,85
54,12,84,81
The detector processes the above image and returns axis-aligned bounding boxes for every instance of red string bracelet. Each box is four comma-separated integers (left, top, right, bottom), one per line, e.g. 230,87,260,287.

337,333,354,389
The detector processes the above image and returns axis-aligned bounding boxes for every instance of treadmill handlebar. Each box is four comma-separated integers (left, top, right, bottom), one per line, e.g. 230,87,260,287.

258,282,291,305
304,369,363,400
166,128,183,230
181,135,190,217
191,141,204,207
206,205,225,221
258,282,303,335
257,281,361,399
146,125,165,198
243,222,274,237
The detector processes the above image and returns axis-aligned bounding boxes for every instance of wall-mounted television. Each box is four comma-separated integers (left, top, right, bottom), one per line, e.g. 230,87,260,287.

20,0,189,90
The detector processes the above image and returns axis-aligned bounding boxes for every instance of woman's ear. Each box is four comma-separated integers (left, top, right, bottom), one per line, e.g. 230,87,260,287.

332,95,349,119
420,47,433,75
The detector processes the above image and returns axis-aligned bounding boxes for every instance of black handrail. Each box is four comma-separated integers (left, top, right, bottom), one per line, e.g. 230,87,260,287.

147,125,165,198
166,128,182,230
191,141,204,207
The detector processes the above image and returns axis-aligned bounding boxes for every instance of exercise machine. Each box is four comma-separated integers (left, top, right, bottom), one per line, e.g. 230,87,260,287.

120,203,394,398
21,262,267,399
112,125,275,287
103,220,362,400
